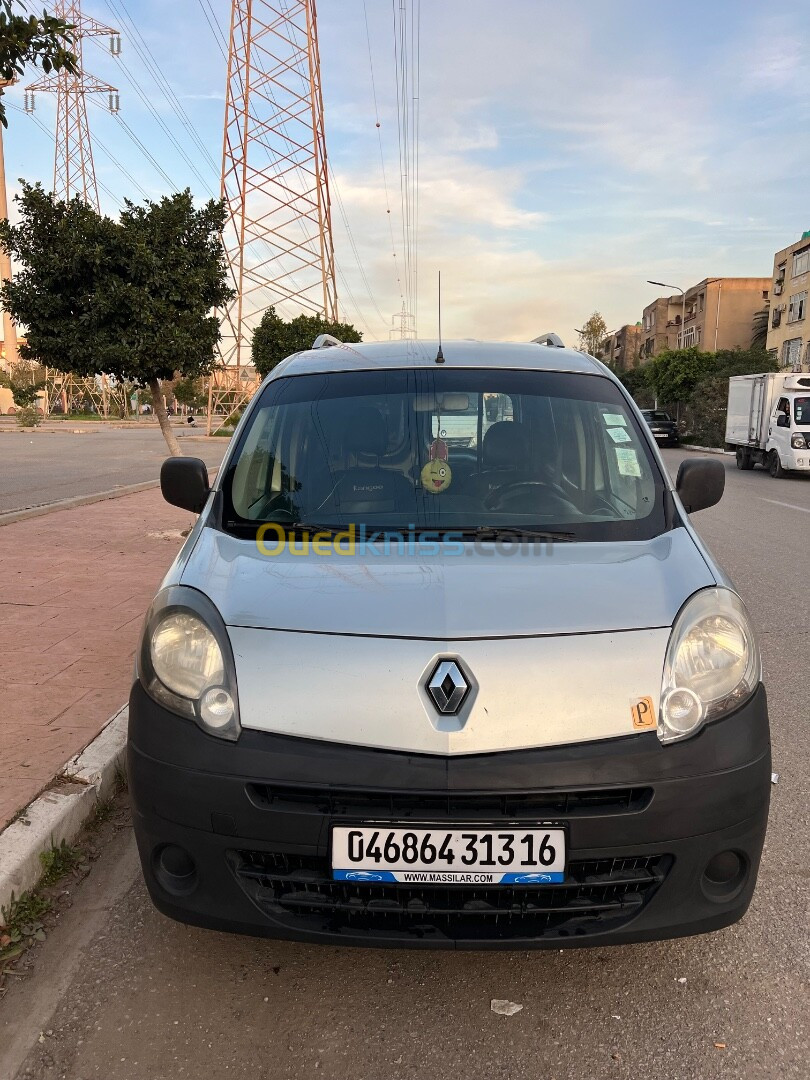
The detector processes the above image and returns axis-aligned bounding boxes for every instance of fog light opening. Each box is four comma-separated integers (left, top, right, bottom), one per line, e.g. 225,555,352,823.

153,843,198,896
701,850,748,902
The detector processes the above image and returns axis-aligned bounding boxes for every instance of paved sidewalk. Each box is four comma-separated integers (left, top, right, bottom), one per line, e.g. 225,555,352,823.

0,488,195,829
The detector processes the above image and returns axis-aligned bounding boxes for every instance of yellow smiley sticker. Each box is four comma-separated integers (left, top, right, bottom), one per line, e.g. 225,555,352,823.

421,459,452,493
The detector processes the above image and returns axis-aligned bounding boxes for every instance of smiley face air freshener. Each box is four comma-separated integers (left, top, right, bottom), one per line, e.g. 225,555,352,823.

422,435,452,493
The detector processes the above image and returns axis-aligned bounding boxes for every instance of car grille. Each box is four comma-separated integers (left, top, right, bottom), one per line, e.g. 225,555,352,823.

228,850,671,942
246,783,653,819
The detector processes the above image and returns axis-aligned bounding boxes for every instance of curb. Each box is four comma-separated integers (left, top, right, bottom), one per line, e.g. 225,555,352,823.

0,480,160,527
0,705,129,920
681,444,732,456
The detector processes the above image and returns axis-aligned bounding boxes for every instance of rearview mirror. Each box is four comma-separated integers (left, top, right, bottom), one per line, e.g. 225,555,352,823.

675,457,725,514
160,456,210,514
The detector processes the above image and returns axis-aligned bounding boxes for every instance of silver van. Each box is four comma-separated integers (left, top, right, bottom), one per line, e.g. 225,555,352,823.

129,338,770,948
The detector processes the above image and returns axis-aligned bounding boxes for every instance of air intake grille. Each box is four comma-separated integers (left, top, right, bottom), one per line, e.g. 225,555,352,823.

229,850,671,942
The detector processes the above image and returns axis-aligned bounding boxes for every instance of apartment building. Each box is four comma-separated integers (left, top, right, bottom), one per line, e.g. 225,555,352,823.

599,323,642,370
767,232,810,371
640,277,770,359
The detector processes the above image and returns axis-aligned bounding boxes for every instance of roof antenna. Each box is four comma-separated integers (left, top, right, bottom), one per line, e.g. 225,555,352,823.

435,271,445,364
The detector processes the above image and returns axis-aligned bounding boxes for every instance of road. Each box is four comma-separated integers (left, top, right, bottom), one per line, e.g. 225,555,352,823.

0,427,229,515
1,449,808,1080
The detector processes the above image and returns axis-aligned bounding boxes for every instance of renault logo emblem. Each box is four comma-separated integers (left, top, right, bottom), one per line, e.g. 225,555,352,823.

427,659,470,715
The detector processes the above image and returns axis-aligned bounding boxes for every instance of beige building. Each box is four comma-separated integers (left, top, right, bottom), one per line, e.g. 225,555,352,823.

599,324,642,370
640,277,770,359
766,233,810,370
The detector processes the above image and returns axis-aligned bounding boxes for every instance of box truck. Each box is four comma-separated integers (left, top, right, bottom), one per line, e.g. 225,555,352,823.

725,372,810,477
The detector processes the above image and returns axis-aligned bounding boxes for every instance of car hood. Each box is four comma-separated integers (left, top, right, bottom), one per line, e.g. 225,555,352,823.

178,525,715,638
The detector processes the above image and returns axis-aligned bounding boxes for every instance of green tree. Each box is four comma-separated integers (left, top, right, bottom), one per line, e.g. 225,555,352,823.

0,183,234,455
576,311,608,357
251,306,362,379
751,303,769,350
0,1,77,126
644,347,717,404
172,375,206,413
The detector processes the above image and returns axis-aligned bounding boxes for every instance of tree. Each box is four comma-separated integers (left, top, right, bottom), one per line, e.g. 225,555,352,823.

252,306,362,378
0,183,234,455
0,1,77,127
172,375,207,412
751,302,769,350
576,311,608,357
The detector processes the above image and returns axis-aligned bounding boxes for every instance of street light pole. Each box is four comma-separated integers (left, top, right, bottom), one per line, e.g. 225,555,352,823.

647,280,685,349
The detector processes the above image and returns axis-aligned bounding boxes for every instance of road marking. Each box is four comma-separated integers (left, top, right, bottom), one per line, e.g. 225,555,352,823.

761,498,810,514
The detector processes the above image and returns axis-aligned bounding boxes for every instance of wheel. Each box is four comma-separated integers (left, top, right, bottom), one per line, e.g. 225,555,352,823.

769,449,787,478
735,447,754,470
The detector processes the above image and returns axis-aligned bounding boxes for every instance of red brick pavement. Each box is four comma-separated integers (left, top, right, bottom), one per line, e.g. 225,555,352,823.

0,489,196,828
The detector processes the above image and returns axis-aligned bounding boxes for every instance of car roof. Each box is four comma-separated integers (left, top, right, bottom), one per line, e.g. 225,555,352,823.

268,339,612,381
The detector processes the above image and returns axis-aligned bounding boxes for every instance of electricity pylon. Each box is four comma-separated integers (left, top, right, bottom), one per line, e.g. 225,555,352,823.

209,0,338,431
24,2,121,210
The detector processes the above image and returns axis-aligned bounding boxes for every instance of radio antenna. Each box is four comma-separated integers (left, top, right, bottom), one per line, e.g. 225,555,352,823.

435,271,445,364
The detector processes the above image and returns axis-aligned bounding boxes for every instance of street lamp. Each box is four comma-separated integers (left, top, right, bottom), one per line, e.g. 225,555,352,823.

647,280,686,348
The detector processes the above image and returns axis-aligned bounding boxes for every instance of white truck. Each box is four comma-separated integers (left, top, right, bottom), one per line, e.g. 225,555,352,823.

725,372,810,477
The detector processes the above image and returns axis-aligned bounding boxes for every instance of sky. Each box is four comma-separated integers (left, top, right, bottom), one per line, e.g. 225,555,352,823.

5,0,810,344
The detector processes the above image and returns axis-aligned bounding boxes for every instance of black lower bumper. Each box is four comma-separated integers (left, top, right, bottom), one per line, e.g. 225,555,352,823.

128,681,770,950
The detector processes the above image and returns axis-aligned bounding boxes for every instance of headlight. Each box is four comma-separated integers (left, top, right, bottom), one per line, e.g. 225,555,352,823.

659,588,760,744
791,432,806,449
139,588,240,741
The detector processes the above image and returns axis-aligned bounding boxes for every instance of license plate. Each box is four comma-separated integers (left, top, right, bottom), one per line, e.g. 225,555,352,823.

331,825,566,884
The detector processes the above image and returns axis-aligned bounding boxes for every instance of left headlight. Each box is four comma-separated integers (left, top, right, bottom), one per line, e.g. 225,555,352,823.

659,588,760,744
139,587,240,741
791,432,806,449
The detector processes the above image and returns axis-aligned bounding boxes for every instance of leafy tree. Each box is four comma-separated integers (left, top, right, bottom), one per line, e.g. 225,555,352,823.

0,183,233,455
576,311,608,357
751,303,769,351
172,375,206,412
0,1,77,127
252,306,362,379
644,347,717,404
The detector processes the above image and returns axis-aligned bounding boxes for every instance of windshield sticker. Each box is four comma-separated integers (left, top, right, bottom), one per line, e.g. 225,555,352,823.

615,447,641,477
602,413,627,427
630,696,656,730
607,427,632,444
421,458,452,493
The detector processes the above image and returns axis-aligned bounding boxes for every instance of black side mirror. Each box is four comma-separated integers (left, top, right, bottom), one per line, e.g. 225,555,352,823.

160,457,211,514
675,457,725,514
776,414,789,428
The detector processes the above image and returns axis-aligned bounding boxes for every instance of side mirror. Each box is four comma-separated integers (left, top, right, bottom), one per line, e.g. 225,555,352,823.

160,457,210,514
776,414,789,428
675,457,725,514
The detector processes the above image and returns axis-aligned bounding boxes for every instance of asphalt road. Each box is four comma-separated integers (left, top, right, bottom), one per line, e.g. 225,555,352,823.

1,449,808,1080
0,427,229,515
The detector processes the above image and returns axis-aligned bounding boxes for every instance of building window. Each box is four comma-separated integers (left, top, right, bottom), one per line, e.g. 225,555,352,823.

788,291,807,323
698,292,705,312
781,338,803,370
680,326,697,348
792,249,810,277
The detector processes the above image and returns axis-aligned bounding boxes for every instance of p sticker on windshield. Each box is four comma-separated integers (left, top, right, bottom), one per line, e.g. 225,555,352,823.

602,413,626,427
607,427,631,444
615,447,641,476
631,696,656,730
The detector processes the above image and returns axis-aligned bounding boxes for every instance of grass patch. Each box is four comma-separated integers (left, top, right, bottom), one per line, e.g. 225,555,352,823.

39,840,83,886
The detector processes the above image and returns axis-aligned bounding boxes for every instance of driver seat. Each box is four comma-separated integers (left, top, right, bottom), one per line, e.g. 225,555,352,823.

464,421,535,501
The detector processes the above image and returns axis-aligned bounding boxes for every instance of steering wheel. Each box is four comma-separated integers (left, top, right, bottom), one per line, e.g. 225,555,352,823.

483,480,578,514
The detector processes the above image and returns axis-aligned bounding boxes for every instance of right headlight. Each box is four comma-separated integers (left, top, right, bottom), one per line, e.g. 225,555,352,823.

659,588,760,744
139,587,241,741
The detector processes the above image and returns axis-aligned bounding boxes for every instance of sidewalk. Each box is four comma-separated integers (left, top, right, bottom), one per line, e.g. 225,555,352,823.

0,488,195,829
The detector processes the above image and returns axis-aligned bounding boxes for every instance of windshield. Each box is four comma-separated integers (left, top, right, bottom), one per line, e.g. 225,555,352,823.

643,411,671,422
794,397,810,426
221,368,668,542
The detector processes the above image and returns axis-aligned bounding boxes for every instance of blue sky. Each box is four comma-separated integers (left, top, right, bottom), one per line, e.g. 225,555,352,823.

6,0,810,342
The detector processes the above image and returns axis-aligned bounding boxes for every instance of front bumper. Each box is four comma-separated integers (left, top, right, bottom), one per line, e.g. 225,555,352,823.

128,681,770,950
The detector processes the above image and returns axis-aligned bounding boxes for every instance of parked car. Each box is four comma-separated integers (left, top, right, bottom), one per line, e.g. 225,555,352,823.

129,337,770,949
641,409,679,447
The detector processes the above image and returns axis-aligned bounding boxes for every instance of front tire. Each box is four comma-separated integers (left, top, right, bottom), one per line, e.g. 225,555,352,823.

736,447,754,470
769,449,787,478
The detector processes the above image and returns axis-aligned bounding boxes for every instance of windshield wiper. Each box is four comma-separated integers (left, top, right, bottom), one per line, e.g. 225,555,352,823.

291,521,348,536
463,526,576,542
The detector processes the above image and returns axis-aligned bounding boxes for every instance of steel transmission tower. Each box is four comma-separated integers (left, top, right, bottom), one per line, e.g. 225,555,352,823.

215,0,338,405
25,2,121,210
